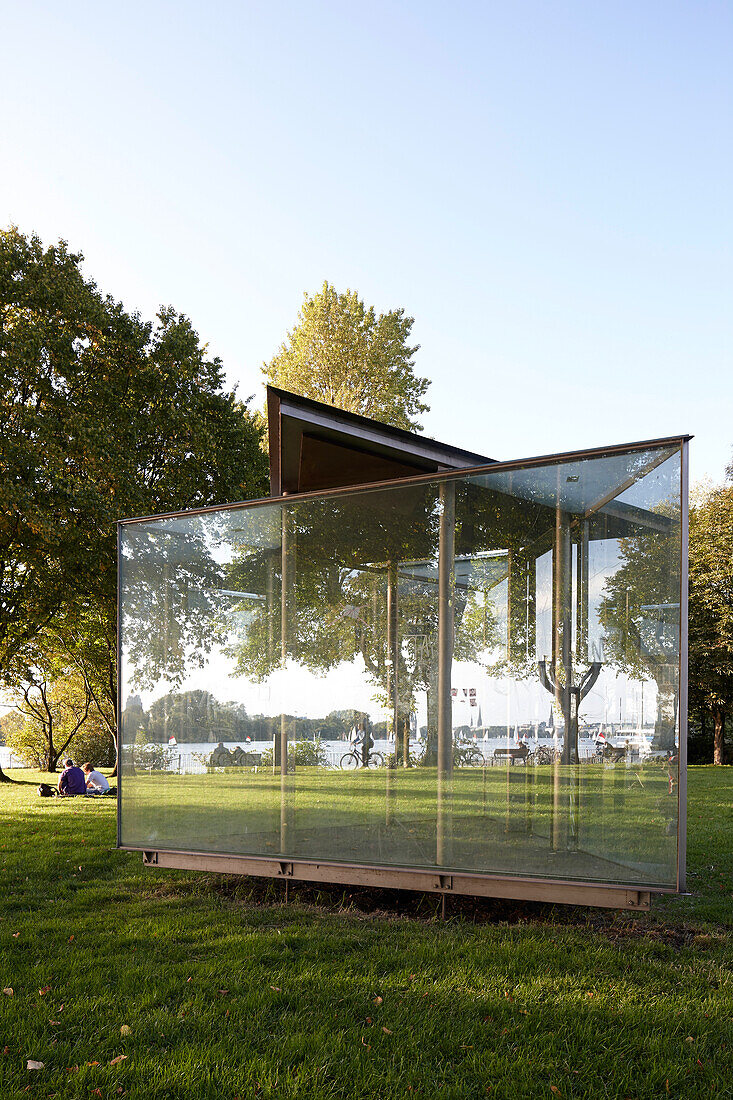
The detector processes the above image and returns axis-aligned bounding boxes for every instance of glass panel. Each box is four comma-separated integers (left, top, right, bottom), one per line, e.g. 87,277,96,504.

119,443,683,889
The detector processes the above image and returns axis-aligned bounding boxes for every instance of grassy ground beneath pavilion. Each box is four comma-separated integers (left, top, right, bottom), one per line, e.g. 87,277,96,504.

1,767,731,1099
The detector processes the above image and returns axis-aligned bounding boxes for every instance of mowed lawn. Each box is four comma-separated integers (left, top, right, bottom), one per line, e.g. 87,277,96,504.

0,768,731,1099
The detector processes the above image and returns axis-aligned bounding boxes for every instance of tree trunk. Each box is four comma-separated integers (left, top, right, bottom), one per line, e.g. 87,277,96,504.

655,680,677,752
0,763,15,783
713,708,725,765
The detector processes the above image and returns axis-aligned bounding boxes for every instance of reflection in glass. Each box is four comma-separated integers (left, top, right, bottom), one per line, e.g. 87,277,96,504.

119,443,684,889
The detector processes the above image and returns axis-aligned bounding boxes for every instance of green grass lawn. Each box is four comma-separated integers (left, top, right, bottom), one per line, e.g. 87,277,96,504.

1,767,731,1099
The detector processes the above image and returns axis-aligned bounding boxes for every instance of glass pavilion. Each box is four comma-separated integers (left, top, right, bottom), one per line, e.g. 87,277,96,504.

118,407,688,911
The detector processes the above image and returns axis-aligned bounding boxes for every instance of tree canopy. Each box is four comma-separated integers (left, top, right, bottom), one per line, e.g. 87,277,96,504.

0,226,269,776
263,281,430,430
688,482,733,763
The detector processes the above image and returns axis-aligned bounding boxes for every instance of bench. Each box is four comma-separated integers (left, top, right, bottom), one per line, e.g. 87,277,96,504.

493,744,532,765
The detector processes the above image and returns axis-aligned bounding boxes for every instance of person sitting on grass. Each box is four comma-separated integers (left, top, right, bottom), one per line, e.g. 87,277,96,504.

57,758,87,796
83,762,110,794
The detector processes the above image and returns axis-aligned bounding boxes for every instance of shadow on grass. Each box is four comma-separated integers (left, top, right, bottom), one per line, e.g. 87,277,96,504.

177,872,714,947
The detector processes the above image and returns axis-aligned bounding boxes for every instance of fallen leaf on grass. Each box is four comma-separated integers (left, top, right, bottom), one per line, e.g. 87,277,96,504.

685,1036,694,1043
92,1090,103,1098
12,932,20,938
382,1027,392,1034
373,996,383,1005
270,986,281,992
87,1061,100,1066
550,1088,560,1096
68,935,74,943
38,987,51,996
26,1060,44,1070
49,1021,61,1026
109,1054,128,1066
2,987,12,996
217,989,229,995
120,1025,132,1036
360,1037,371,1049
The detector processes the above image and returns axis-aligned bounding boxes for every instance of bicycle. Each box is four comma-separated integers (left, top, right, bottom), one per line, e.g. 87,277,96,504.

339,746,385,770
452,742,485,768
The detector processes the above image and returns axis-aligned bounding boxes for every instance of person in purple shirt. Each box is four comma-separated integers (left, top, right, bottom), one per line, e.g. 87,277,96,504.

57,758,86,796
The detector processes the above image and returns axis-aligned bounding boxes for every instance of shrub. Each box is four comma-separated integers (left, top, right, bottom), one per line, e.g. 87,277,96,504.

258,739,327,769
133,732,173,771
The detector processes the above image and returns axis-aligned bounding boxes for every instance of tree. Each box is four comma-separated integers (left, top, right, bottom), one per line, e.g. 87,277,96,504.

688,483,733,764
0,227,269,778
220,480,502,765
263,282,430,430
598,501,682,751
4,665,103,772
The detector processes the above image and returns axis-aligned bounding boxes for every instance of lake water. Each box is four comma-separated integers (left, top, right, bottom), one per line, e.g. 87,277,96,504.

124,733,606,773
1,731,654,773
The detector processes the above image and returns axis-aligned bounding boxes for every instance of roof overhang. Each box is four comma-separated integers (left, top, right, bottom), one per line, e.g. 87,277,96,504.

266,385,495,496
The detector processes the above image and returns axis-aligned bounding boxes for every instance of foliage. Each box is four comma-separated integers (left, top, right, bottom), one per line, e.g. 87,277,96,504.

263,281,430,430
598,492,681,750
121,690,366,748
132,731,173,771
146,689,249,744
0,226,269,716
688,482,733,763
259,739,328,769
3,667,112,771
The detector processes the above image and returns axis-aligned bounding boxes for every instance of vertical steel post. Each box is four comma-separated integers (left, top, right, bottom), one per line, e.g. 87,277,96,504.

553,507,574,764
266,555,275,665
677,441,689,892
437,481,455,866
386,562,400,764
577,519,589,663
551,758,561,852
279,506,291,851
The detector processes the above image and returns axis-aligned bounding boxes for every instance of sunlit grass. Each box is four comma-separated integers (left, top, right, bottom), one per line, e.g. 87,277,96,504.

0,767,731,1099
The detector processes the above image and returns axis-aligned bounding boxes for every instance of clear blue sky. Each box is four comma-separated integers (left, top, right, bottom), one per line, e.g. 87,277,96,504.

2,0,731,483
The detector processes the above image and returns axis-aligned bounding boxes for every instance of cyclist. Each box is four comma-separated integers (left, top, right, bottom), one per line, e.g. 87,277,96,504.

351,719,374,767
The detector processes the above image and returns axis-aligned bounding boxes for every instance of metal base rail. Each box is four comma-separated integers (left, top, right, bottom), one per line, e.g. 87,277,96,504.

131,847,657,910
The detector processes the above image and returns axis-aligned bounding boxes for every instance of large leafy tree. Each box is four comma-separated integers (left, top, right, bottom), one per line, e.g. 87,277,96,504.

263,281,430,430
0,227,268,778
4,662,109,773
688,481,733,764
221,482,505,764
597,499,682,751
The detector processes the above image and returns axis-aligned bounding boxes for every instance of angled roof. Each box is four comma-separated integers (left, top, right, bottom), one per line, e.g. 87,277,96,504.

266,385,495,496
